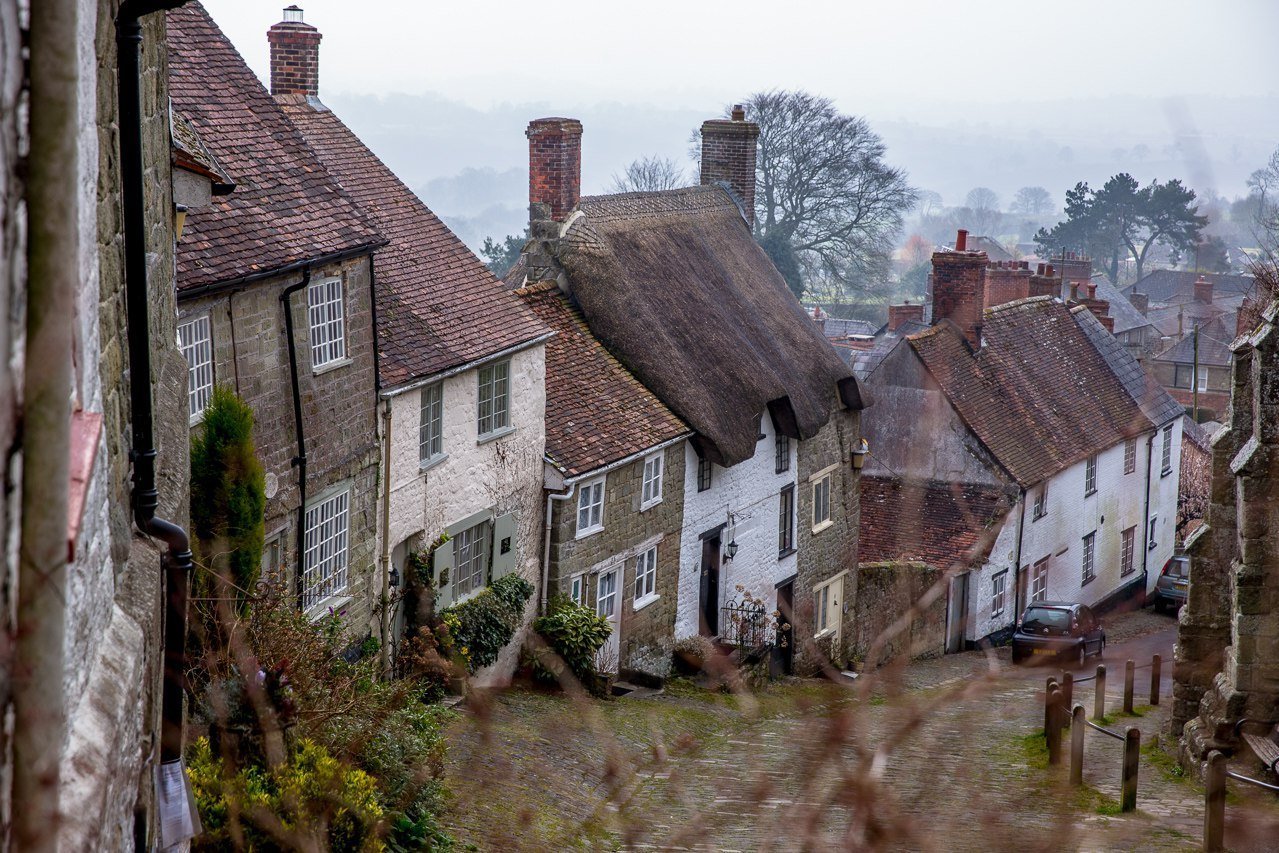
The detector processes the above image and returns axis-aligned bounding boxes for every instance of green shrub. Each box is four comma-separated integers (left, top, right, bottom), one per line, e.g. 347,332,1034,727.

441,574,534,672
186,736,385,852
530,595,612,689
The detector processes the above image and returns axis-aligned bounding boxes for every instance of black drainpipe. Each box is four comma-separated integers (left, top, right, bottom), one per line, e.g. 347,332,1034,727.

281,270,311,609
117,0,192,767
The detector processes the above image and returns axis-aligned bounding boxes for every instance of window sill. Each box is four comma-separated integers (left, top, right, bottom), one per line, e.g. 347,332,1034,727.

1084,489,1097,497
813,627,836,641
306,593,352,622
811,519,834,535
189,410,205,428
1081,575,1095,588
1160,468,1173,478
1148,541,1158,551
312,356,352,376
777,547,796,560
632,593,660,612
1032,511,1046,522
575,524,604,541
419,452,449,474
477,425,516,445
640,497,663,512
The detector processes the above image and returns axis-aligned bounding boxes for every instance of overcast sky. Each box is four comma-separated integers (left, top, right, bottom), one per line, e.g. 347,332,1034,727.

201,0,1278,119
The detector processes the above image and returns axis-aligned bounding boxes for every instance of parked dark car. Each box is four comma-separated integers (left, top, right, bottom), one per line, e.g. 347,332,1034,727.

1152,555,1190,613
1011,601,1106,666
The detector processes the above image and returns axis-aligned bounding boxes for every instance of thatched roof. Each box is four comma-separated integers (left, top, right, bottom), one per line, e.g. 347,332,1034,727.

552,185,866,467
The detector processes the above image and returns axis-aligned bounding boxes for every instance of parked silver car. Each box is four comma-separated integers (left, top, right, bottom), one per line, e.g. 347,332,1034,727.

1153,555,1190,613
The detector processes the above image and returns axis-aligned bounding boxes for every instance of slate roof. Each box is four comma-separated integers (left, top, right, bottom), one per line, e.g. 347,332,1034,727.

277,98,549,387
1152,314,1236,367
1181,414,1211,452
1092,278,1155,337
517,282,688,477
1070,305,1184,427
1146,299,1242,339
166,4,383,292
850,322,928,378
1123,269,1256,304
908,297,1151,487
858,475,1014,568
821,317,877,339
553,185,866,468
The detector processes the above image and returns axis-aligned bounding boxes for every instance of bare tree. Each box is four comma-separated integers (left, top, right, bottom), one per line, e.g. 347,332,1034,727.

965,187,999,213
610,155,687,194
741,91,917,299
1010,186,1053,218
1246,146,1279,254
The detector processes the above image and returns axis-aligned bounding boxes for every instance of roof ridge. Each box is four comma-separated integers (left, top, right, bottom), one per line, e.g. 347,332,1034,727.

985,294,1054,315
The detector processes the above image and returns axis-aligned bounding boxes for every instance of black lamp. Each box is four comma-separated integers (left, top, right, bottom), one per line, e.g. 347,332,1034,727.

389,567,401,588
726,539,739,560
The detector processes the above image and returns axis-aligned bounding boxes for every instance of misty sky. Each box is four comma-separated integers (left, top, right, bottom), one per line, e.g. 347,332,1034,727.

204,1,1276,114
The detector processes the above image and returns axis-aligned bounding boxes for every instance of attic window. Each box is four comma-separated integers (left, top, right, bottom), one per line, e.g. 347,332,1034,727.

576,477,605,538
775,434,790,473
697,456,713,492
1032,484,1047,520
477,360,511,439
1123,438,1136,475
1084,455,1097,496
1160,424,1174,476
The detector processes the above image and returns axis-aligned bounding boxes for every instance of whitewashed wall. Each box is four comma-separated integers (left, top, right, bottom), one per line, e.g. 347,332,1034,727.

674,416,797,638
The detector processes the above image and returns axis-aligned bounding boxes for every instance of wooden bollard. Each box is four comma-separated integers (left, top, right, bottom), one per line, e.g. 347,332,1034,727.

1047,686,1063,766
1061,671,1074,722
1150,654,1161,706
1204,750,1227,852
1124,659,1135,715
1093,664,1107,720
1121,726,1140,812
1045,677,1059,737
1070,704,1085,786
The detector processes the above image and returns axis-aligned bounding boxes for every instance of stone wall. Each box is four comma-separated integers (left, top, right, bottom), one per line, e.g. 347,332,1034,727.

549,441,686,674
178,256,381,630
853,562,946,667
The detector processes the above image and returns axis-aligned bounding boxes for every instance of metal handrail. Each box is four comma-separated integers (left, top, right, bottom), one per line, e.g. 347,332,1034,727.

1225,769,1279,794
1084,719,1126,742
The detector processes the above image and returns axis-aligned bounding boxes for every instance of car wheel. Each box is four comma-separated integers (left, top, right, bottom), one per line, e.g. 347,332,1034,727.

1011,648,1024,665
1076,643,1086,669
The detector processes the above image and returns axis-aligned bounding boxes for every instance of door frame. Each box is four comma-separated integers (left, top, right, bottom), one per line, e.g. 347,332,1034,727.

698,523,726,637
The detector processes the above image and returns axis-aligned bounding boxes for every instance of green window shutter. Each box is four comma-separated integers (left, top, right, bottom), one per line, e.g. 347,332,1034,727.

490,513,519,580
433,538,457,609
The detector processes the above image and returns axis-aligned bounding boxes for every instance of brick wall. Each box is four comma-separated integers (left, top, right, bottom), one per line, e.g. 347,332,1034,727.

700,107,759,228
549,442,686,675
930,249,987,349
267,17,322,97
887,303,924,331
983,262,1032,309
527,118,582,222
178,256,381,631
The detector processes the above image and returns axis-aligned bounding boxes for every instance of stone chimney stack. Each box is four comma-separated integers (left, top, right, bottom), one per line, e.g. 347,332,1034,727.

268,6,322,98
700,105,759,228
930,229,988,348
1194,274,1214,304
527,118,583,223
887,303,925,332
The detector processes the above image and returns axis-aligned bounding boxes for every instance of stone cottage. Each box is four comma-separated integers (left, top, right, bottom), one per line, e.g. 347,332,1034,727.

508,111,868,672
518,281,690,676
168,4,385,630
265,7,552,667
3,0,196,847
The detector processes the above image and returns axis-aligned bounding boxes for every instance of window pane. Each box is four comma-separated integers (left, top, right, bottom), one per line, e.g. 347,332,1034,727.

302,490,350,610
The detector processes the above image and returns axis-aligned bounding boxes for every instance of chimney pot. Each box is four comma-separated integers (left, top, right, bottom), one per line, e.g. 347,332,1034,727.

1046,264,1055,277
731,104,746,121
1194,275,1213,303
1036,263,1045,276
283,5,304,22
955,229,968,252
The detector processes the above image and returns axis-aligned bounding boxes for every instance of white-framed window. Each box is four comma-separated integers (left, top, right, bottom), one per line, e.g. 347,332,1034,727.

634,545,658,603
1124,438,1137,474
178,315,213,421
1149,515,1158,548
307,276,346,369
813,573,844,638
569,574,587,607
1082,531,1096,584
1033,484,1047,520
576,477,605,537
477,360,510,438
1161,424,1174,475
1032,557,1048,602
991,570,1008,619
1196,365,1209,392
1084,454,1097,495
452,519,491,600
419,383,444,465
302,489,350,610
596,568,619,619
1121,526,1136,576
640,453,663,509
812,473,832,531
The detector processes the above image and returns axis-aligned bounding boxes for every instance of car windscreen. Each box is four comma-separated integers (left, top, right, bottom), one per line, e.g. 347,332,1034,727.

1022,607,1071,630
1167,559,1189,579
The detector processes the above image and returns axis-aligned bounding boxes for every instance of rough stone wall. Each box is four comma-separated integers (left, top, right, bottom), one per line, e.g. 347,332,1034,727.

178,256,381,629
548,442,686,673
793,404,861,672
1176,301,1279,766
853,562,946,667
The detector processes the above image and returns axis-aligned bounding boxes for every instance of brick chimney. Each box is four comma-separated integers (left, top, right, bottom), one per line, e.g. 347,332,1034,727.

700,105,759,228
930,230,987,348
887,303,925,332
1054,251,1093,286
527,118,583,223
1194,275,1213,303
983,260,1032,309
268,6,322,98
1129,292,1149,315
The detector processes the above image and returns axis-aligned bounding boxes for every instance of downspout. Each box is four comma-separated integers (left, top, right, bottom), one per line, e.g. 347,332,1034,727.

541,483,578,613
280,270,311,609
1140,429,1156,599
1011,487,1027,627
118,0,194,774
378,399,392,674
13,0,77,846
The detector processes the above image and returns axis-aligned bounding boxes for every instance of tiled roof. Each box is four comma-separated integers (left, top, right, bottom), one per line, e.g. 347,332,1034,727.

1152,314,1236,367
1070,306,1184,427
517,282,688,477
820,317,877,339
277,99,548,387
1123,269,1255,304
167,5,382,292
858,475,1014,568
909,297,1151,487
850,323,927,378
1091,278,1155,337
1145,299,1241,338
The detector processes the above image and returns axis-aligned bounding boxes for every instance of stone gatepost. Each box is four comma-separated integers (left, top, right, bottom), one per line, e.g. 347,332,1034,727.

1177,299,1279,771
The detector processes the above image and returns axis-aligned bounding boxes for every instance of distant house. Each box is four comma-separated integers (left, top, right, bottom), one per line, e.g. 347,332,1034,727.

169,5,386,630
263,8,552,666
509,111,869,672
859,240,1183,648
1123,269,1255,306
518,283,690,675
1149,314,1236,422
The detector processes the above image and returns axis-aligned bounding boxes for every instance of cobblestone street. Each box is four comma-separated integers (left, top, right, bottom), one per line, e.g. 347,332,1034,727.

441,609,1279,851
